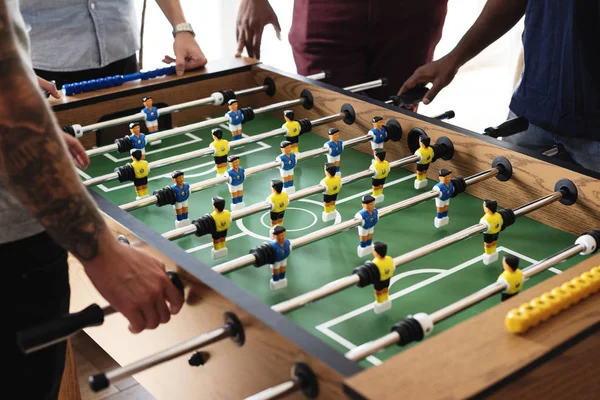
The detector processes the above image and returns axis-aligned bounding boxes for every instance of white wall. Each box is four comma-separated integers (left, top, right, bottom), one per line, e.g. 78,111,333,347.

135,0,524,133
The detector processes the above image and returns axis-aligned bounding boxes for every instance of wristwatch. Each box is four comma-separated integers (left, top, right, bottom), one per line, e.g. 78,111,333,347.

172,22,195,38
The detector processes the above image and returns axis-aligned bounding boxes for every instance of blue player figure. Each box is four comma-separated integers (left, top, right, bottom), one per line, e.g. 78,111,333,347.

324,127,343,177
432,168,455,228
367,116,387,157
171,170,190,228
277,140,297,194
128,122,146,159
268,225,292,291
142,96,161,145
355,195,379,257
225,98,244,140
224,155,246,211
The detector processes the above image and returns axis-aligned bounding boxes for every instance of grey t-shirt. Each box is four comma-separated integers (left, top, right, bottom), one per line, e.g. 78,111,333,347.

0,0,45,244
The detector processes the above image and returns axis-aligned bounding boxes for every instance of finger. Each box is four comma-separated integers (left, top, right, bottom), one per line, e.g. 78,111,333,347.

141,296,160,330
163,55,176,64
70,140,90,169
236,29,247,57
186,56,207,71
164,276,185,315
245,28,256,58
155,296,171,325
252,29,263,60
175,56,185,76
423,80,444,104
272,17,282,40
398,71,426,95
126,309,146,334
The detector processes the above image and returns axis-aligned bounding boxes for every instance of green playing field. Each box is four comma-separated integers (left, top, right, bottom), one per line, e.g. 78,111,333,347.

82,112,582,369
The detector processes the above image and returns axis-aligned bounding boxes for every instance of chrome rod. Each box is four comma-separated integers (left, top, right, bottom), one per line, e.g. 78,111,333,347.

163,151,415,241
86,97,306,157
102,326,230,385
272,275,360,314
345,332,400,362
269,167,504,314
244,380,300,400
212,254,257,274
80,83,276,133
87,110,346,188
306,71,327,80
512,192,562,217
430,243,583,323
344,79,386,93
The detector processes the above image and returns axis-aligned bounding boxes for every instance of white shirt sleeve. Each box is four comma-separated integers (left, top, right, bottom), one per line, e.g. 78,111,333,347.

432,185,441,198
354,212,365,226
480,217,491,233
496,276,509,292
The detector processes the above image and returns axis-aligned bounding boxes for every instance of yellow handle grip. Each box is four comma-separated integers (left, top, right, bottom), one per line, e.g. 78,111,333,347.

505,266,600,334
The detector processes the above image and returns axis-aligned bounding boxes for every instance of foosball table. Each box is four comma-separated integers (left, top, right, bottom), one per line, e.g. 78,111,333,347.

38,57,600,399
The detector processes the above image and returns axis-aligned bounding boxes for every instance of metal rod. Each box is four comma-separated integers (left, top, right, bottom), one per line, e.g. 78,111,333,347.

163,152,416,241
268,169,504,314
85,97,306,157
244,380,300,400
344,79,385,93
306,71,327,80
81,83,275,133
345,332,400,362
272,275,360,314
88,111,346,188
347,241,586,362
104,326,231,384
512,192,562,217
212,254,257,274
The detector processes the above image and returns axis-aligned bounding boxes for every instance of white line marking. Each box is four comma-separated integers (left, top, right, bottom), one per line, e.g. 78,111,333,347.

185,232,247,253
315,247,544,366
236,218,271,241
337,174,416,204
102,133,204,162
259,207,318,232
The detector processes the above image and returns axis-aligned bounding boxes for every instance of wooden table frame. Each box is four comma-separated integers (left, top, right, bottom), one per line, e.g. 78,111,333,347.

53,57,600,399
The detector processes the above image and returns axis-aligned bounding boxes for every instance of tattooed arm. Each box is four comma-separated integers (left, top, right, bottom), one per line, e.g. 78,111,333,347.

0,2,183,332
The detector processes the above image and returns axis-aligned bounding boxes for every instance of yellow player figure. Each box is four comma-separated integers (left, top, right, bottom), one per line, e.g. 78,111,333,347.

210,128,230,176
497,254,524,301
480,199,503,265
282,109,301,153
130,150,149,199
371,241,395,314
369,150,390,203
209,196,232,259
266,179,289,230
225,99,244,140
319,163,342,222
414,135,434,189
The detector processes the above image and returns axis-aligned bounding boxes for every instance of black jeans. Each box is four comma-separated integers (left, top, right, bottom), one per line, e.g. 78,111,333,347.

35,54,139,89
5,232,70,400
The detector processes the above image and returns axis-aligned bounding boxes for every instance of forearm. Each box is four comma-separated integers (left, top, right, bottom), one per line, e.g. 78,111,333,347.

448,0,527,68
0,6,108,261
154,0,187,27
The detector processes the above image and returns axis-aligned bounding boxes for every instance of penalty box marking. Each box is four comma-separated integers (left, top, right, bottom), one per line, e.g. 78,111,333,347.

316,247,548,366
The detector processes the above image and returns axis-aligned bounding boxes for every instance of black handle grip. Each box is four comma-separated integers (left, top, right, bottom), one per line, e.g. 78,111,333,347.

432,110,455,120
17,304,105,354
389,85,429,107
483,117,529,138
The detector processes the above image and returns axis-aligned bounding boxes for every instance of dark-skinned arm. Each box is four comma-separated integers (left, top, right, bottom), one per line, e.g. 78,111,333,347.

0,1,183,333
399,0,528,104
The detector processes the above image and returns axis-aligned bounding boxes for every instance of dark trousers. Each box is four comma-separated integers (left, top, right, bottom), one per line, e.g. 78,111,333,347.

5,232,70,400
501,292,517,302
35,54,139,89
289,0,448,101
